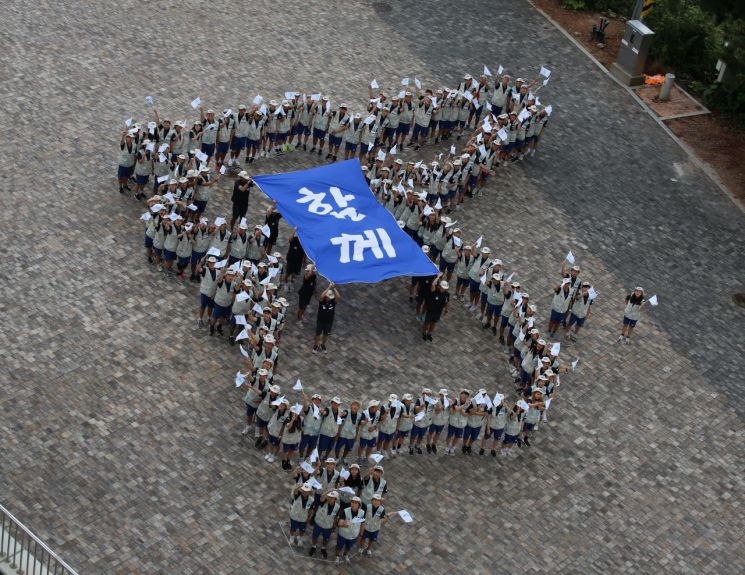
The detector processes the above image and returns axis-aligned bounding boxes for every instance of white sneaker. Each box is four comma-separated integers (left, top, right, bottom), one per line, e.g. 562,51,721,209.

335,557,342,564
264,453,270,460
468,305,476,312
345,555,350,563
242,425,251,435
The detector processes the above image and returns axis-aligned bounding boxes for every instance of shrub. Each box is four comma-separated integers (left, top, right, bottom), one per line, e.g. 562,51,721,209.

645,0,722,83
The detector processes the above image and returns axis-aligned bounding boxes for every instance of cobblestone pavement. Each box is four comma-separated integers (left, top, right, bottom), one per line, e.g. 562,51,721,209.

2,1,744,574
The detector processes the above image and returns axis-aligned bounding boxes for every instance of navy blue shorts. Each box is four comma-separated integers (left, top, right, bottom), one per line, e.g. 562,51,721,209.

117,165,134,179
267,132,278,142
318,434,335,453
441,120,453,131
299,433,319,451
456,277,469,289
217,141,229,154
230,137,246,151
177,255,190,268
486,303,502,316
439,258,455,273
290,519,307,533
469,279,481,294
194,200,207,214
335,436,355,452
268,434,281,446
568,313,585,327
397,122,410,135
492,106,503,115
520,368,531,384
312,524,332,541
164,249,176,262
245,403,258,417
212,303,230,320
468,174,477,187
363,530,379,542
516,139,525,150
456,120,466,128
504,142,513,152
465,425,482,441
201,142,215,157
312,128,327,140
328,135,342,147
282,442,299,452
395,429,410,439
523,422,535,432
336,535,355,551
446,425,464,439
623,316,638,327
191,251,205,266
480,292,488,304
228,255,241,266
411,426,427,440
412,124,429,139
256,417,268,429
486,428,504,440
359,436,377,449
503,433,518,445
550,309,566,324
144,235,154,249
345,142,358,153
135,173,149,185
293,124,309,136
199,293,213,309
500,315,510,328
377,431,393,443
278,131,289,141
247,139,259,150
428,423,444,434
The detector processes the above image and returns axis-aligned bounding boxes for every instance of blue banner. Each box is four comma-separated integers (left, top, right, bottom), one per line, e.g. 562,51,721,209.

252,160,438,284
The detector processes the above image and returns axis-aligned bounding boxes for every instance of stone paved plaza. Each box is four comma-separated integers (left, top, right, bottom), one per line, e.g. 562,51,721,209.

2,1,745,573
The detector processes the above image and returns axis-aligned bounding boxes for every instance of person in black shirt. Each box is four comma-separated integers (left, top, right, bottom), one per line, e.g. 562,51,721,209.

422,275,450,341
264,201,282,253
283,228,306,285
414,251,438,322
230,171,253,229
297,264,317,322
313,283,341,353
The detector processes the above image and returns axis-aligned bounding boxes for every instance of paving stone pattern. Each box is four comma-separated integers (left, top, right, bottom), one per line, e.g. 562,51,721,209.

1,1,744,574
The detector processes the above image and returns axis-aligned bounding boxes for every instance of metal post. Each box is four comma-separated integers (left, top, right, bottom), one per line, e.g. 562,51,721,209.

659,73,675,101
631,0,644,19
11,523,19,568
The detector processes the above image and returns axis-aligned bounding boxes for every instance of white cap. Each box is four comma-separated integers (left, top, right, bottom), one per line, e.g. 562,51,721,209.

440,280,449,289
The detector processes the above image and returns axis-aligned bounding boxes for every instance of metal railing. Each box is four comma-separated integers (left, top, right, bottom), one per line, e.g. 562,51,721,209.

0,503,79,575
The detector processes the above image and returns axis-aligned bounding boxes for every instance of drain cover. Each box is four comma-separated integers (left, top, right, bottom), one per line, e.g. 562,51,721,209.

734,293,745,308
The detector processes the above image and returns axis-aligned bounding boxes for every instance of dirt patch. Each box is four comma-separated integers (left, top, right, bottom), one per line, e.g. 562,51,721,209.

533,0,624,67
666,113,745,196
633,83,707,119
532,0,745,205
